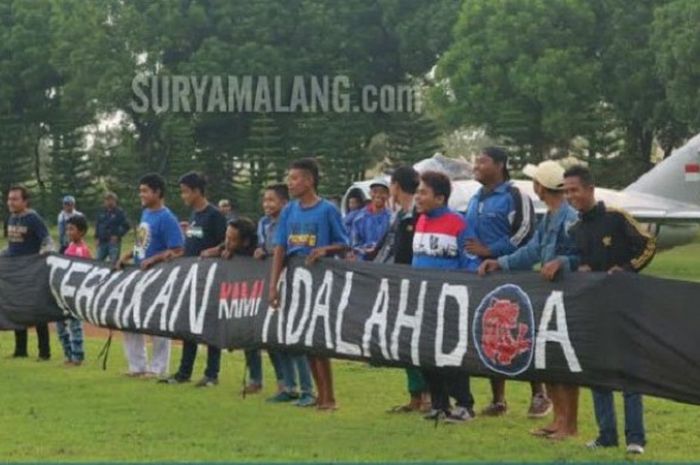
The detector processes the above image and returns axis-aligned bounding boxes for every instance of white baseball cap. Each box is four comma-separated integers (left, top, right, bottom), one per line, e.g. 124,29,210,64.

522,160,565,190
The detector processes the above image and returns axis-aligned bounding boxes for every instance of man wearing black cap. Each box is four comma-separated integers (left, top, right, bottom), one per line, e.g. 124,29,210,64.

464,147,550,418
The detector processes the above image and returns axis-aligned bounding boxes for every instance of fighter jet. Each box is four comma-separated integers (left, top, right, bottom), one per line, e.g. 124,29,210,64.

343,134,700,250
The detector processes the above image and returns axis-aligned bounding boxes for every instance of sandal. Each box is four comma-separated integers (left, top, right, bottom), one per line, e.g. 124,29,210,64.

386,404,417,414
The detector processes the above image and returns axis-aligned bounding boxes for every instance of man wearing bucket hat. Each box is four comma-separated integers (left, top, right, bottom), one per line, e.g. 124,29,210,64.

349,179,391,261
479,159,581,438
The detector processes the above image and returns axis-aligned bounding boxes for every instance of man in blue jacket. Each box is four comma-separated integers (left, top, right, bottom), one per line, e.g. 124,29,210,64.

350,180,391,261
464,147,549,418
479,160,580,438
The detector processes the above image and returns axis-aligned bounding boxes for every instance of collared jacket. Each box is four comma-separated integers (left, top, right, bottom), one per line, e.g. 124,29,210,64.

497,201,580,272
464,181,535,258
350,205,391,260
412,206,477,271
570,201,656,273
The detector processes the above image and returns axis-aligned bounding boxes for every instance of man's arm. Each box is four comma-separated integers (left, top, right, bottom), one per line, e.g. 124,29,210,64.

268,245,286,308
117,210,131,238
140,246,184,269
497,227,542,271
618,211,656,272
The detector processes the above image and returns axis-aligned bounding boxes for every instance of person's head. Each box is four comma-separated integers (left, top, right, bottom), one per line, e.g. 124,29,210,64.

523,160,565,202
104,192,118,209
7,186,29,214
178,171,207,207
138,173,166,208
368,180,390,210
287,158,319,198
563,165,596,212
225,217,258,256
390,166,419,202
346,190,364,212
474,146,509,185
218,199,232,215
62,195,76,213
66,215,88,243
415,171,451,214
263,183,289,218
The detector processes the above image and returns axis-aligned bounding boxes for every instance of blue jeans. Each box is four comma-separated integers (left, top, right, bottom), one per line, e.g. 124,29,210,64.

178,340,221,380
268,350,285,383
245,350,262,385
592,388,646,446
56,317,84,362
96,241,121,264
277,352,313,394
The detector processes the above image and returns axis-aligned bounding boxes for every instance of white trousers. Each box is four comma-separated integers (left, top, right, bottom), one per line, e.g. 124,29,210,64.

122,332,171,376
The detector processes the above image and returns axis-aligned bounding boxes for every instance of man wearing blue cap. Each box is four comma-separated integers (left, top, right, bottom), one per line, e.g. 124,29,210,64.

57,195,83,254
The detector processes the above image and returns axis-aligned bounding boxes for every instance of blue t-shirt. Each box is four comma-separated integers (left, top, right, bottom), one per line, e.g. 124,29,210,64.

274,199,349,257
5,210,50,257
133,207,184,264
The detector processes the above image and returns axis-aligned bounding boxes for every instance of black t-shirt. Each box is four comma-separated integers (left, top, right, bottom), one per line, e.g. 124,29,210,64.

184,204,227,257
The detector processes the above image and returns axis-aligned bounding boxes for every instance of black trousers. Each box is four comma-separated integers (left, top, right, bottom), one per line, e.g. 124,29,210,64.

423,368,474,412
14,324,50,358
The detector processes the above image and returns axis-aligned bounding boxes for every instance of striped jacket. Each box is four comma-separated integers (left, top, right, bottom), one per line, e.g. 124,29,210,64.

570,201,656,272
464,181,535,258
412,206,478,271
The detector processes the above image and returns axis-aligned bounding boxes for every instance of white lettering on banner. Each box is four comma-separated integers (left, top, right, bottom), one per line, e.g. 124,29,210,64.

362,278,391,359
119,268,162,328
101,270,140,326
335,271,361,357
390,279,426,365
168,262,217,334
46,256,71,312
535,291,581,372
142,266,180,330
74,266,110,321
435,284,469,367
90,271,124,325
305,270,334,350
286,267,313,345
59,262,94,316
262,268,287,344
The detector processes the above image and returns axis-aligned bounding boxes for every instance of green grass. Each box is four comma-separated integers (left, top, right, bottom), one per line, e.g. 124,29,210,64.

1,234,700,462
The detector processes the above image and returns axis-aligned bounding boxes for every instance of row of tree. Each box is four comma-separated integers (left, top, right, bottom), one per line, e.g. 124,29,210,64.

1,0,698,223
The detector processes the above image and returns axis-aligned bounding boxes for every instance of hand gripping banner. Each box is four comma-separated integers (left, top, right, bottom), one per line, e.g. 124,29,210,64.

2,253,700,405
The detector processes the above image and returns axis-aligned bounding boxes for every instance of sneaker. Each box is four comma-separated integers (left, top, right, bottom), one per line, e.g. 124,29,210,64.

194,376,218,387
586,438,617,449
444,406,475,424
295,393,317,407
423,409,447,421
481,401,507,416
527,393,553,418
626,444,645,455
266,391,300,403
158,375,190,385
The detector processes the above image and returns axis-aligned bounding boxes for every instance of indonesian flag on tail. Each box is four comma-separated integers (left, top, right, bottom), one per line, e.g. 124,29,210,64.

686,163,700,182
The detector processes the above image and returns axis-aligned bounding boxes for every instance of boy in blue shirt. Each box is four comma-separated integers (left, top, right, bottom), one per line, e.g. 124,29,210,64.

269,158,349,410
117,174,184,378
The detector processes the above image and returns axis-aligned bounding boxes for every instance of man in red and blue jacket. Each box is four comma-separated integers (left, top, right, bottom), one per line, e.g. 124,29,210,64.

413,170,478,424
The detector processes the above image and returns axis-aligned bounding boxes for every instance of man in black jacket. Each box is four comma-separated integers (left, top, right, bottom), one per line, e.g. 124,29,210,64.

95,192,130,265
564,165,655,455
375,166,430,413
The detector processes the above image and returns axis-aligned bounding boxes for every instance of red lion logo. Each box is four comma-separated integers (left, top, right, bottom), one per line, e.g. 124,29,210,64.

481,298,531,365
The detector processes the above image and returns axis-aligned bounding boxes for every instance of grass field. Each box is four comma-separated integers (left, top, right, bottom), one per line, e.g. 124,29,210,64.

0,232,699,462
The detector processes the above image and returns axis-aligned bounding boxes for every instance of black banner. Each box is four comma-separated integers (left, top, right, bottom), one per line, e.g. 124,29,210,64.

2,253,700,405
